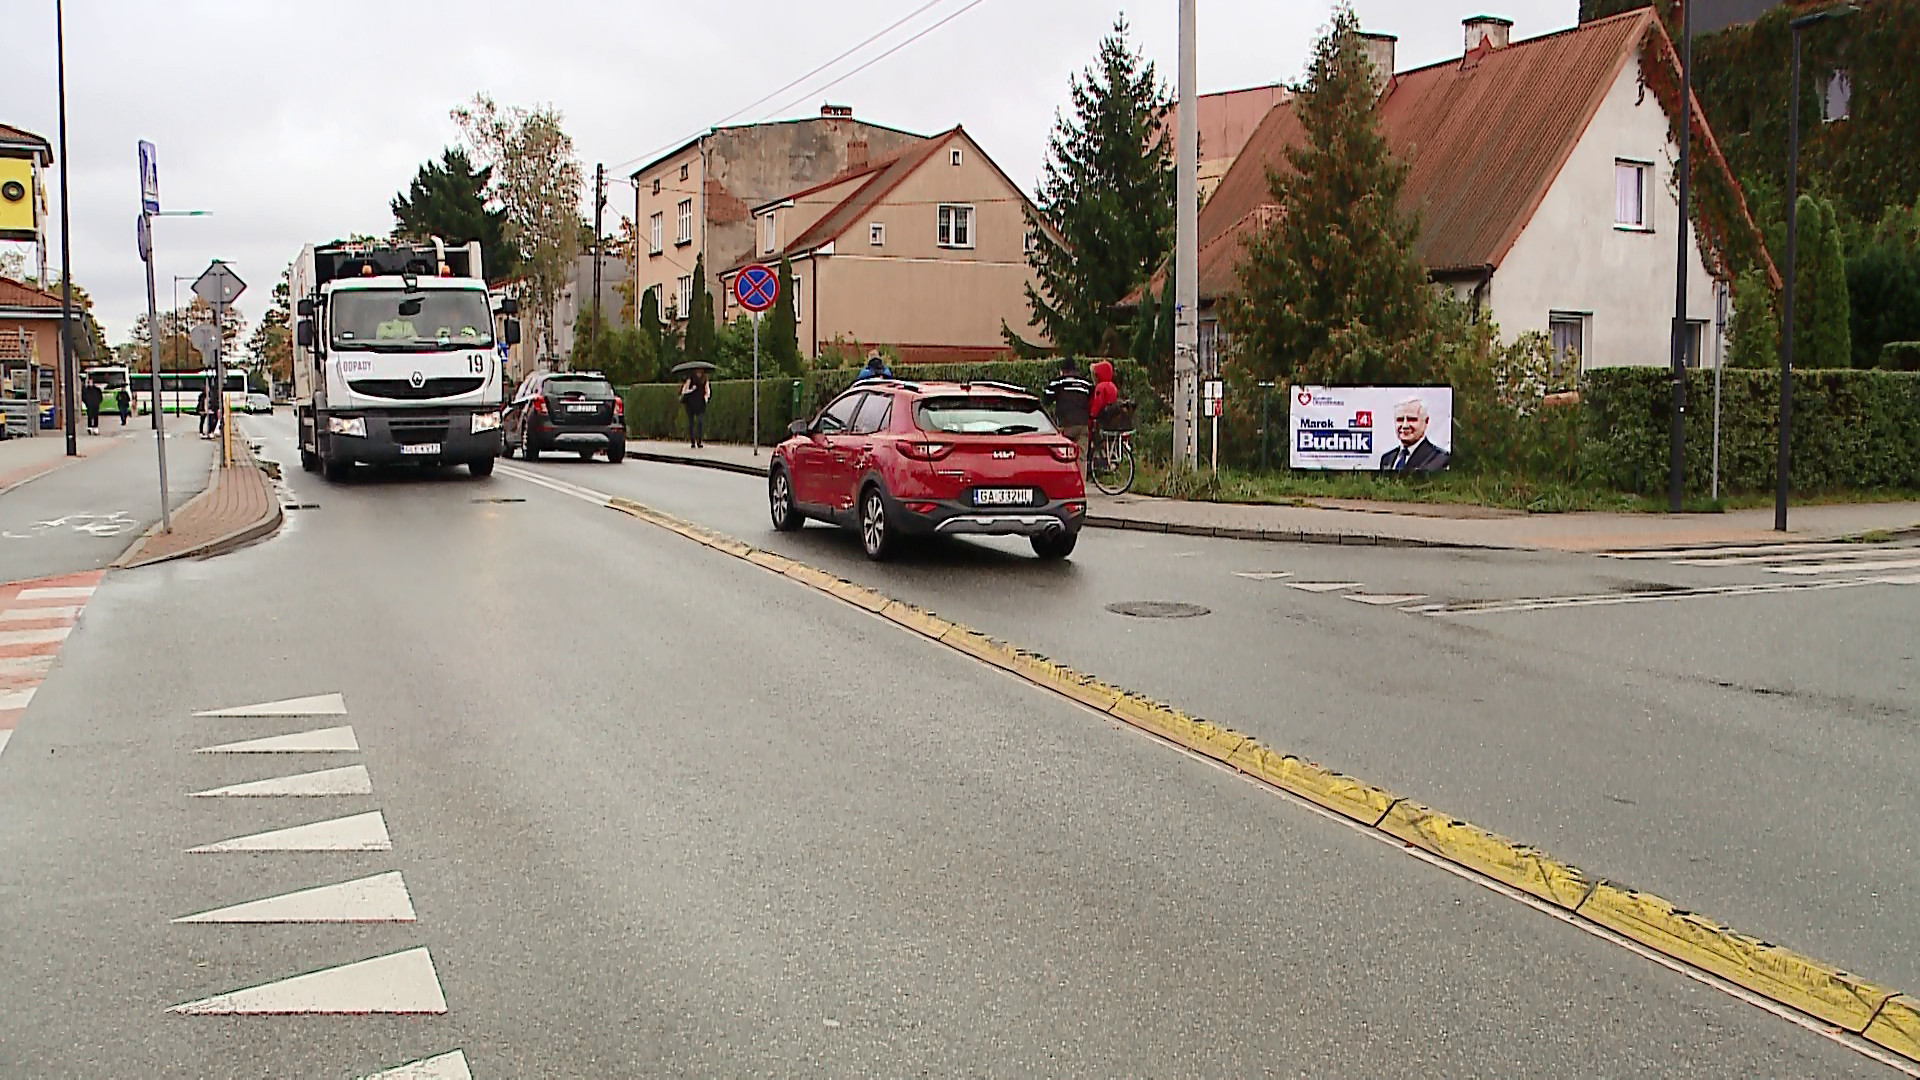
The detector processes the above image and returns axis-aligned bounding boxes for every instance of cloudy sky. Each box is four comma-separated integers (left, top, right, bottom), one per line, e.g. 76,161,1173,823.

5,0,1576,345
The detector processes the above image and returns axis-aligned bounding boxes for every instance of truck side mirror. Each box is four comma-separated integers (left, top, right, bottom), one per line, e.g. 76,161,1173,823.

499,298,519,316
295,319,313,347
296,298,314,318
504,319,521,347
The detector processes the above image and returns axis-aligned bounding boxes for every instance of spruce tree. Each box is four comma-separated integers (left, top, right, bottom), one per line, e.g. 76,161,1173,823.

1793,196,1854,369
1024,16,1176,357
684,254,716,368
1815,198,1852,369
1222,6,1440,385
390,147,518,283
768,257,803,375
637,286,665,379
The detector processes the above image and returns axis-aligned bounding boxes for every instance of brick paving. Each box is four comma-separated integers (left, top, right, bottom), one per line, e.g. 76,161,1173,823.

0,570,104,760
115,437,281,567
626,439,1920,553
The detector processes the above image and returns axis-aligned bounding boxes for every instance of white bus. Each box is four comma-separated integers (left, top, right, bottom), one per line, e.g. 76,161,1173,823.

133,370,248,415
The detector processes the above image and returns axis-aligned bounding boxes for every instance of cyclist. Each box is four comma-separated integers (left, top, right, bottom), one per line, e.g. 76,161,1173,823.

1042,358,1092,473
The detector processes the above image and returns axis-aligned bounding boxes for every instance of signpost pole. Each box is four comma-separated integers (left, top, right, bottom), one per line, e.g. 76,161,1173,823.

192,261,246,470
138,212,171,533
752,312,761,457
733,263,778,458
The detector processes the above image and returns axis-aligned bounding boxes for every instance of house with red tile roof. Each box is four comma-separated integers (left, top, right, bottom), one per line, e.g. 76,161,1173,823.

1155,9,1774,375
719,127,1053,364
0,276,67,433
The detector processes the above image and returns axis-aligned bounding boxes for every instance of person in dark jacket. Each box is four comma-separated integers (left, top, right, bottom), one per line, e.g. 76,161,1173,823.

81,381,104,435
680,369,711,448
853,350,893,383
1043,358,1093,473
117,384,132,425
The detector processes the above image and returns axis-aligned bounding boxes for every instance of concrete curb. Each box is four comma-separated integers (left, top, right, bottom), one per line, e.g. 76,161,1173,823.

630,447,772,478
112,446,284,570
599,490,1919,1068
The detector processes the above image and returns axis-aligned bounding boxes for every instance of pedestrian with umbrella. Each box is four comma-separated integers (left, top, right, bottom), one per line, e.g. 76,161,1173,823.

675,361,714,448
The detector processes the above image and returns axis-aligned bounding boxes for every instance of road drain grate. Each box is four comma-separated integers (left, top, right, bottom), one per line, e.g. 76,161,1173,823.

472,497,527,504
281,503,320,511
1105,600,1211,619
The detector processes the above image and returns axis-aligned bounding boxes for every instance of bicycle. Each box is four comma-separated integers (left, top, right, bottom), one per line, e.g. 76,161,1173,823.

1089,426,1136,495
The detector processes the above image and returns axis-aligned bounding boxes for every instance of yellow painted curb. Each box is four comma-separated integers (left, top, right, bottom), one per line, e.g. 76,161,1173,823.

939,624,1021,671
1866,995,1920,1061
879,600,955,640
822,577,890,613
1380,801,1594,910
1576,882,1893,1034
1006,651,1125,712
1246,749,1400,827
746,549,796,574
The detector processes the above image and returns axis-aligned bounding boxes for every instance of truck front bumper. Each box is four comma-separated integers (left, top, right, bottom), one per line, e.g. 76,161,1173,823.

324,408,503,465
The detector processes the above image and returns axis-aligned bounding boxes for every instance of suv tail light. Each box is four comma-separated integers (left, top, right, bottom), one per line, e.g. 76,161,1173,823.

531,395,547,415
902,442,952,461
613,396,625,418
1049,444,1078,463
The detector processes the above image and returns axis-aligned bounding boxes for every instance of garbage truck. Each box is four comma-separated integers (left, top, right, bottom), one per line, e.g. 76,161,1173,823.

290,239,519,479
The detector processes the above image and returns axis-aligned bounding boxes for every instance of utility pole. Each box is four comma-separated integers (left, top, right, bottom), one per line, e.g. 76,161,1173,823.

1667,0,1694,512
56,0,77,456
592,162,605,365
1173,0,1199,470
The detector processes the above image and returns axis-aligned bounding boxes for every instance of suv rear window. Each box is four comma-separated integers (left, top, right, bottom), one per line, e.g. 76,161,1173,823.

544,377,616,400
914,396,1056,435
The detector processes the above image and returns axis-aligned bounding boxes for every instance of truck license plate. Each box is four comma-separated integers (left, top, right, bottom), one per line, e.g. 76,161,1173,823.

401,443,440,456
974,488,1031,506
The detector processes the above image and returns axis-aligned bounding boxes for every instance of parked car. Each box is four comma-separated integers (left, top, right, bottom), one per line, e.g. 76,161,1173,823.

501,371,626,462
246,393,273,415
770,380,1086,561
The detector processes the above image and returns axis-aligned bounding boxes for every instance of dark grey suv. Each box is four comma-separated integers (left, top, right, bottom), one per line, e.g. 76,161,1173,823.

502,371,627,462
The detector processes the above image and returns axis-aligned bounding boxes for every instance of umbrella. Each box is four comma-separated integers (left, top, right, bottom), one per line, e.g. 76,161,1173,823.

671,361,717,375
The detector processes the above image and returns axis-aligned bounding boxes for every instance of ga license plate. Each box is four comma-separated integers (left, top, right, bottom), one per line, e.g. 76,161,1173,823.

400,443,440,456
973,488,1033,507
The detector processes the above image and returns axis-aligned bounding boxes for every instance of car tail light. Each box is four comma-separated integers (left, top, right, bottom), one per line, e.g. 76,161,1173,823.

531,395,547,414
902,442,952,461
613,397,625,418
1049,444,1078,463
905,501,938,515
1065,501,1086,515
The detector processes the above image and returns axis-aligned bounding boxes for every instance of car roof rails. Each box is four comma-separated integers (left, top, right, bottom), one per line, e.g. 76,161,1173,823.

864,378,922,392
961,380,1033,396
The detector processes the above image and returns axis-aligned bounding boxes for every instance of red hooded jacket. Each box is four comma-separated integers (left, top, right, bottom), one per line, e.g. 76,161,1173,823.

1089,360,1119,422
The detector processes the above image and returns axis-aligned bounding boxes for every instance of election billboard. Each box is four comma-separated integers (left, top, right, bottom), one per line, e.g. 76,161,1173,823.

1289,386,1454,472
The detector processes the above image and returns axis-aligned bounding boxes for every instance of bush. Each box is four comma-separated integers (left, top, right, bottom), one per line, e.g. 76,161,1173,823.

1581,366,1920,493
1881,342,1920,371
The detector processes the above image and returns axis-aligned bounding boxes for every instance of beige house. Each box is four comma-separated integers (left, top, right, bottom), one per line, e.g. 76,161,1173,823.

629,106,923,325
718,127,1052,363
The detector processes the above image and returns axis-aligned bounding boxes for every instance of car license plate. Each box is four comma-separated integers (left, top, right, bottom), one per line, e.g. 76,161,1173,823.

568,403,598,412
401,443,440,456
974,488,1032,507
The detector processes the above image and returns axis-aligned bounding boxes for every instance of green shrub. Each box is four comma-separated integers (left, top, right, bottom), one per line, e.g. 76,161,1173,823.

1881,342,1920,371
1581,366,1920,493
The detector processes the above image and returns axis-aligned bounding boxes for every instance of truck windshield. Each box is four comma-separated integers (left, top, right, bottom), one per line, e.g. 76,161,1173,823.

330,289,493,351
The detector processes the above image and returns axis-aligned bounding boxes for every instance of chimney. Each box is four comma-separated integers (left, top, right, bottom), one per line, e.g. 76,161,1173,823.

1464,15,1513,52
820,103,853,119
1358,32,1397,96
848,138,869,172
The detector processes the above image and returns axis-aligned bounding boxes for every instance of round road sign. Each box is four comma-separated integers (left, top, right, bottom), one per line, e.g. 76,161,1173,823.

734,263,778,313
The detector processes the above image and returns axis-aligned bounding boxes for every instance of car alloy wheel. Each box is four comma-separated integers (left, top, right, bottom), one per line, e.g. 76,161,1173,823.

861,487,894,561
770,468,802,531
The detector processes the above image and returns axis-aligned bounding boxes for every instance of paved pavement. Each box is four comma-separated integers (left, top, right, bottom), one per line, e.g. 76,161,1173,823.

117,427,282,569
0,425,135,495
512,452,1920,1004
0,429,212,583
0,412,1901,1076
625,439,1920,552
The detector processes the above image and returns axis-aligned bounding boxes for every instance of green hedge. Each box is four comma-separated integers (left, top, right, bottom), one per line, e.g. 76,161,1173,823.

1881,342,1920,372
1582,367,1920,493
619,359,1156,444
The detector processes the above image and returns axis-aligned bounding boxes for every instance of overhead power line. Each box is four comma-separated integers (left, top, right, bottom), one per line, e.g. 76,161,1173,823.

758,0,993,122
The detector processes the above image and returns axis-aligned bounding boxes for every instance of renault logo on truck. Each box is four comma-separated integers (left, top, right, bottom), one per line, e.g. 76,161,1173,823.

409,371,425,389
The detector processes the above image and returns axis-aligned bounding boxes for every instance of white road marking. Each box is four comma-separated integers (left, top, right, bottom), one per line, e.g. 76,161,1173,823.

0,655,54,677
1769,556,1920,575
0,730,11,757
1286,581,1362,593
16,586,95,600
189,764,372,798
187,810,392,853
172,871,415,923
1233,570,1293,580
1346,593,1429,606
358,1051,473,1080
1670,547,1918,566
0,626,71,646
0,605,81,621
1432,576,1880,616
1877,572,1920,585
194,692,347,717
1599,541,1871,560
0,687,36,710
195,725,358,754
168,947,447,1015
496,462,612,504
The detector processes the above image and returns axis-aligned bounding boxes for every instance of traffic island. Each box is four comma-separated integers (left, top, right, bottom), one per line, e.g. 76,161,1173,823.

114,437,282,569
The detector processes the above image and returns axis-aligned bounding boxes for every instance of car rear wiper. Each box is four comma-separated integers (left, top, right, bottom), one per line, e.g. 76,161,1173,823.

995,424,1039,435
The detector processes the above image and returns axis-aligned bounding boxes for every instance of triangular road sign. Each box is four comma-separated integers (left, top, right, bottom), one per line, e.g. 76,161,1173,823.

357,1051,473,1080
195,726,358,754
172,871,415,923
169,947,446,1015
189,764,371,798
188,811,391,853
195,693,347,717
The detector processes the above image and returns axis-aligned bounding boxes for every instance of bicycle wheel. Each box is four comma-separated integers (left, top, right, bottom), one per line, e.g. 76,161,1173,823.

1091,440,1134,495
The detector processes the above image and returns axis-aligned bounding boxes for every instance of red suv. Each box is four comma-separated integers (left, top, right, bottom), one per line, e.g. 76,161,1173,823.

770,380,1087,560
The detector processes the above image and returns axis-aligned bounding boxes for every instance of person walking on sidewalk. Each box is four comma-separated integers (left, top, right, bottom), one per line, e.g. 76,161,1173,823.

81,380,103,436
680,369,710,448
196,387,217,439
116,385,132,426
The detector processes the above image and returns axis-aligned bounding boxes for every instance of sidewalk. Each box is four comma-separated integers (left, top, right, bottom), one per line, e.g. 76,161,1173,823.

625,439,1920,552
0,429,132,497
114,435,282,568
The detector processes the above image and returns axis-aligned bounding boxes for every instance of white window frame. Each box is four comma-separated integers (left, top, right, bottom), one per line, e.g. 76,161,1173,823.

1614,160,1651,231
1822,69,1852,123
1548,311,1588,378
869,222,885,246
791,272,803,309
937,204,975,249
950,147,963,167
677,275,693,317
676,199,693,245
760,212,777,255
648,213,663,255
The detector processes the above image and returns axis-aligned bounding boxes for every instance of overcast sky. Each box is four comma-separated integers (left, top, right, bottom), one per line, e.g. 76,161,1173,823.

4,0,1576,345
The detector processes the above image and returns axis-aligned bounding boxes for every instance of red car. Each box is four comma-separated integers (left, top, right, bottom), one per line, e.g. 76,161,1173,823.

770,380,1087,560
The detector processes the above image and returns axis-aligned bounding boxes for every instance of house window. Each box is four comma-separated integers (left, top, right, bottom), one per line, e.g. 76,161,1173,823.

651,178,661,195
950,147,963,167
676,199,693,245
791,273,802,308
1822,70,1852,123
761,213,776,255
869,222,885,246
1615,161,1650,230
679,163,689,181
677,275,693,316
1549,312,1586,380
1684,319,1708,368
649,213,663,255
937,204,974,248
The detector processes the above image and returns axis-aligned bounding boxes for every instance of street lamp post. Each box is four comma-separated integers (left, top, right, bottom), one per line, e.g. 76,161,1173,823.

1778,4,1859,532
1668,0,1694,513
55,0,77,456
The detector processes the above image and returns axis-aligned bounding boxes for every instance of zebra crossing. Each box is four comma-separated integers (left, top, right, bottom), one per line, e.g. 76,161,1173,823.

1599,539,1920,581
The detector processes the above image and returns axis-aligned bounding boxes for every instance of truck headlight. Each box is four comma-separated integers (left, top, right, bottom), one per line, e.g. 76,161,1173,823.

470,411,501,434
328,416,366,437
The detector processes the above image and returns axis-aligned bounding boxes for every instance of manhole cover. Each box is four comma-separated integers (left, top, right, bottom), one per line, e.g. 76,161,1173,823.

1105,600,1211,619
472,497,527,504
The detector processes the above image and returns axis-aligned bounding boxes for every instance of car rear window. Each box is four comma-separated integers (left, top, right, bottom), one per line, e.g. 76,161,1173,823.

544,377,615,400
914,396,1056,435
